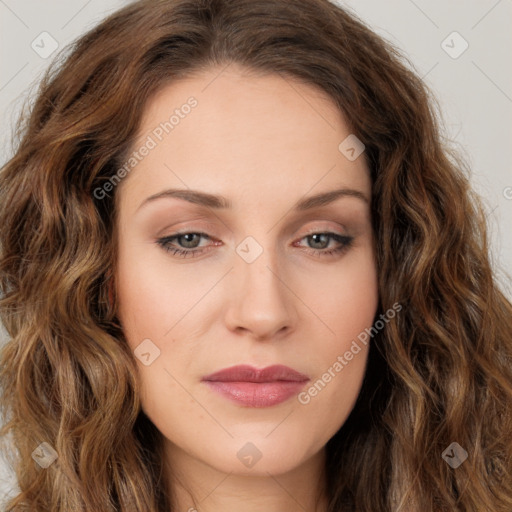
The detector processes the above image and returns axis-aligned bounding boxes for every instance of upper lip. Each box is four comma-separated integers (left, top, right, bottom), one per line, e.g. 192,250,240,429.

202,364,309,383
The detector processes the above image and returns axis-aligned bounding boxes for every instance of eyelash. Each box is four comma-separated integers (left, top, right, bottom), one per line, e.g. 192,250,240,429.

155,230,354,259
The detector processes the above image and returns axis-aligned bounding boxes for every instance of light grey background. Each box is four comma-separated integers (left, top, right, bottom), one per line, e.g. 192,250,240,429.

0,0,511,504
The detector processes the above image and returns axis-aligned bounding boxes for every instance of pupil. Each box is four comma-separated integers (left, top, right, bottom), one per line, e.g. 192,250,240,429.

181,234,198,248
311,234,327,249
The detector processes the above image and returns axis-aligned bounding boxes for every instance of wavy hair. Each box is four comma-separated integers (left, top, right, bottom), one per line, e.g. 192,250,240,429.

1,0,511,510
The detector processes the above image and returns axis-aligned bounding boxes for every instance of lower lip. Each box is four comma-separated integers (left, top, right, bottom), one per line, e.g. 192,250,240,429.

203,381,308,407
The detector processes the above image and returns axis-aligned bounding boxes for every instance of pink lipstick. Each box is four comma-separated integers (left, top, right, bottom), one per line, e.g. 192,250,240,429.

202,364,309,407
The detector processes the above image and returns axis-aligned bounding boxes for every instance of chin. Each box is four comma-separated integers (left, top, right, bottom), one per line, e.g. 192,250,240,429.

203,436,321,477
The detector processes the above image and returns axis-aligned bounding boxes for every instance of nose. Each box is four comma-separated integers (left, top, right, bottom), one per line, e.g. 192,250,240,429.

223,246,298,341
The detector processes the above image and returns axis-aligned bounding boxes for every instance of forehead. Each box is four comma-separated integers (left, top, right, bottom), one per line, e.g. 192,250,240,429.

117,65,370,210
138,64,346,141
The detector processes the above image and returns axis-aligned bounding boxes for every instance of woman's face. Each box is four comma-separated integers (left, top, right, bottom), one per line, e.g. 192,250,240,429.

114,64,378,477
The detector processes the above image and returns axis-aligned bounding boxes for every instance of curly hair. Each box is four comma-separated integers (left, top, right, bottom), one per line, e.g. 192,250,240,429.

1,0,511,510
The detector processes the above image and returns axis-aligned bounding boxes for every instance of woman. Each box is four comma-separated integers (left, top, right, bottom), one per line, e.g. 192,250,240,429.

0,0,511,510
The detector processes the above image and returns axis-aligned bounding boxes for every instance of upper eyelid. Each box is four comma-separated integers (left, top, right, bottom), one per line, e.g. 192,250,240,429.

164,219,350,237
166,226,348,238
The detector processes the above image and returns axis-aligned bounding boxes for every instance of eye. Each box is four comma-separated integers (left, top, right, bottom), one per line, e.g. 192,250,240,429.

293,232,354,257
156,232,215,258
156,231,354,259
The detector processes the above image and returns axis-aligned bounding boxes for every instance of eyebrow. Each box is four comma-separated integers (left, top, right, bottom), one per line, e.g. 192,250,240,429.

136,186,369,212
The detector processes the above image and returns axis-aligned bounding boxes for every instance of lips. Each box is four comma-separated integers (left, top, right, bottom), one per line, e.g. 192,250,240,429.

203,364,309,383
202,364,310,407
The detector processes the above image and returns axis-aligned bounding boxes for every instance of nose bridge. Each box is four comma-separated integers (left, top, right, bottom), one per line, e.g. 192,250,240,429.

225,233,297,339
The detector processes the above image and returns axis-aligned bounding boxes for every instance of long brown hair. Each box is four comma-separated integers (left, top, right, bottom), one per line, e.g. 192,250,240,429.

1,0,511,510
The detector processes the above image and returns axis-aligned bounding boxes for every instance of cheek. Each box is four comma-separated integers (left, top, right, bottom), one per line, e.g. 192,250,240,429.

295,248,378,421
114,241,197,344
300,246,379,346
114,243,210,406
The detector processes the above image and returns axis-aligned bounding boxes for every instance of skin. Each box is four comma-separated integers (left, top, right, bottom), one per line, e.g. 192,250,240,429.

114,63,378,512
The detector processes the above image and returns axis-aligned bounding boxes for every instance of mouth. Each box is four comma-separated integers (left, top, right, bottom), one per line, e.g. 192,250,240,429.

201,364,310,408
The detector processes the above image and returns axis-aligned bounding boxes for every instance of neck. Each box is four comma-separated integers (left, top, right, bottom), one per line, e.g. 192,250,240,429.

163,442,329,512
